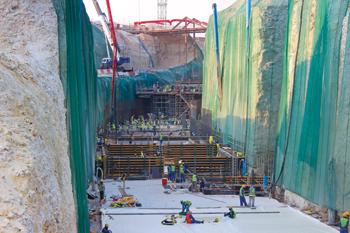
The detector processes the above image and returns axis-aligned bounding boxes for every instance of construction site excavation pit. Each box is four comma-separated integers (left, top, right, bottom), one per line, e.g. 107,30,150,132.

99,180,337,233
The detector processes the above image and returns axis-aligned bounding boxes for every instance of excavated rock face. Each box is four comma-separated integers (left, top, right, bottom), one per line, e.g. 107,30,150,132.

0,0,76,232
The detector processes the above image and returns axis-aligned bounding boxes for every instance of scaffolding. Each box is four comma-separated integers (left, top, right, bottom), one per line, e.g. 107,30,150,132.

152,93,197,118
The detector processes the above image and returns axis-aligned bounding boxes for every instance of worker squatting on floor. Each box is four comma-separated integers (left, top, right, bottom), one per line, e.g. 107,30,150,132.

339,212,349,233
101,224,112,233
181,200,192,214
224,206,236,219
185,211,204,224
248,185,256,207
239,185,247,206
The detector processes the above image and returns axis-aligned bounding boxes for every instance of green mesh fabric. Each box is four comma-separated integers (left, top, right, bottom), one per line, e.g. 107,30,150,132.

92,24,113,69
274,0,350,212
52,0,98,231
202,0,288,168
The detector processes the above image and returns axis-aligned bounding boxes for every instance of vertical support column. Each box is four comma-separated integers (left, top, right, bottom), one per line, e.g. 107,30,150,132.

103,155,107,179
121,143,123,157
127,157,130,176
134,142,136,154
168,142,170,158
144,157,146,170
148,142,150,157
185,19,188,64
212,3,222,109
193,22,196,59
160,157,163,178
194,143,197,173
210,147,213,178
181,142,183,158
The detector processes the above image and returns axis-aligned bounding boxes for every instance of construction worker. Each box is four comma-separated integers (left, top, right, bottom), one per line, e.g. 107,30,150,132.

340,212,349,233
159,132,163,146
224,206,236,219
192,173,199,192
214,218,219,223
248,185,256,207
180,165,186,182
126,125,129,135
153,125,156,136
89,230,93,233
180,200,192,213
101,224,111,233
171,163,176,182
179,126,183,136
167,165,171,181
99,181,105,201
185,211,204,224
239,185,247,206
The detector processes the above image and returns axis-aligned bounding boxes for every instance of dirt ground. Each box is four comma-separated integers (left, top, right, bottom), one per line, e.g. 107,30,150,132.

89,197,102,233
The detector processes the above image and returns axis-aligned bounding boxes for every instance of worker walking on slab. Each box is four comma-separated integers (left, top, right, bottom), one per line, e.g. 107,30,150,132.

99,181,105,201
248,185,256,207
167,165,171,181
339,212,349,233
101,224,112,233
185,211,204,224
224,206,236,219
170,163,176,182
192,173,199,192
180,165,186,182
181,200,192,213
239,185,248,206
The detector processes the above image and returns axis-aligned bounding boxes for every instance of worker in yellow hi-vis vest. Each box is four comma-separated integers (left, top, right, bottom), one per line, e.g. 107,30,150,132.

192,173,199,192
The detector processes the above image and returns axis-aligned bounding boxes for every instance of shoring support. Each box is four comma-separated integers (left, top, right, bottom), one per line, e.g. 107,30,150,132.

105,211,280,215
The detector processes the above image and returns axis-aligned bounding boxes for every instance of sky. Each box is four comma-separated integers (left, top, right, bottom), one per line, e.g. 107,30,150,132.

83,0,237,25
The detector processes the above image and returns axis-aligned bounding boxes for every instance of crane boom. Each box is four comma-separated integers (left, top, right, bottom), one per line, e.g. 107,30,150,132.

92,0,120,60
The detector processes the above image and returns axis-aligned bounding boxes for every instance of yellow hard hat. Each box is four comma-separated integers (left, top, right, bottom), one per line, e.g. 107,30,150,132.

344,212,349,217
180,200,183,204
215,218,219,222
229,206,232,209
105,224,109,227
189,211,192,214
242,184,246,188
90,230,93,233
181,165,183,167
172,163,175,165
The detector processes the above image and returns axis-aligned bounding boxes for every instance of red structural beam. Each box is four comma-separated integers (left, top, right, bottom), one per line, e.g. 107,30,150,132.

134,18,208,27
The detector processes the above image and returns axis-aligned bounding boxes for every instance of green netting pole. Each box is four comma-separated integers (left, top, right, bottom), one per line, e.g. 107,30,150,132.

194,143,197,173
127,157,130,176
134,142,136,154
121,143,123,157
144,157,146,170
206,143,208,157
252,170,255,185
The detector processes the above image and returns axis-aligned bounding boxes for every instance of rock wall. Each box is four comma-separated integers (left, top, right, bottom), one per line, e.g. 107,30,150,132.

0,0,76,232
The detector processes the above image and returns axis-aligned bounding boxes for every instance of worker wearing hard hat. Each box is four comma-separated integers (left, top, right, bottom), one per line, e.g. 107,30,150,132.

239,185,247,206
99,181,105,201
340,212,349,233
192,173,199,192
248,185,256,207
180,165,186,182
224,206,236,219
180,200,192,214
101,223,111,233
159,132,163,146
170,163,176,182
185,211,204,224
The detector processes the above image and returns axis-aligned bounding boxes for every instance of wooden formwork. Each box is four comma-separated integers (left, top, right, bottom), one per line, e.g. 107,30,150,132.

104,156,233,179
108,143,217,158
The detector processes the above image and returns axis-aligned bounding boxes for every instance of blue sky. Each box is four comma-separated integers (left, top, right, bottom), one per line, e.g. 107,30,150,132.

83,0,237,25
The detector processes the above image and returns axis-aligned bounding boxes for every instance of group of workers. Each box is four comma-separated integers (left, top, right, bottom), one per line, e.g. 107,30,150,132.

180,200,236,224
167,163,188,182
239,184,256,207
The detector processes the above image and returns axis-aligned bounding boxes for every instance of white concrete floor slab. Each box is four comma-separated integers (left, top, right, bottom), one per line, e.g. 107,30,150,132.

100,179,337,233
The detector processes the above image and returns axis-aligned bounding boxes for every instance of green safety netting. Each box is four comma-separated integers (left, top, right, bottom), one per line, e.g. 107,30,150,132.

52,0,98,231
274,0,350,212
92,24,113,69
202,0,288,168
